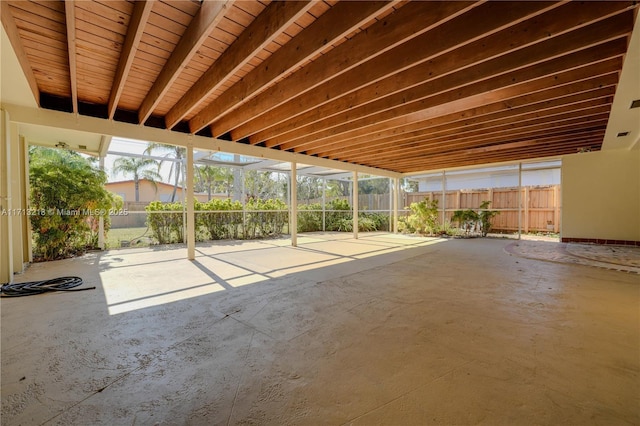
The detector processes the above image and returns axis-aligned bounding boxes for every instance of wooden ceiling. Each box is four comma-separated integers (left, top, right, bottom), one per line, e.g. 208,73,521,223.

2,1,638,173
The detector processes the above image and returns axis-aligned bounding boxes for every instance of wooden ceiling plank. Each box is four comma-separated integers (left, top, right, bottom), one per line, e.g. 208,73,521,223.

370,131,605,168
368,127,606,162
329,101,614,159
344,123,610,165
1,2,41,105
302,62,622,154
187,0,405,134
276,12,633,151
108,0,154,119
199,1,477,136
383,135,606,171
137,0,232,125
281,39,628,153
251,1,633,145
165,1,314,129
245,1,575,143
343,114,611,163
314,80,618,156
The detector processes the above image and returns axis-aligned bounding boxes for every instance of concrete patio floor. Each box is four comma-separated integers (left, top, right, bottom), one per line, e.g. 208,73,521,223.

1,233,638,425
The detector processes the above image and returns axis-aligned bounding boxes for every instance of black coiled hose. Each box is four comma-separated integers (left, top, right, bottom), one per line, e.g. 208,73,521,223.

0,277,95,297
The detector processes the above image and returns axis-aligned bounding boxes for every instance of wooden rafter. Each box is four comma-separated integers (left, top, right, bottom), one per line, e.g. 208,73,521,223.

137,0,232,125
199,1,480,136
165,1,314,129
280,38,628,153
187,0,405,134
305,64,622,156
331,100,614,161
273,12,632,151
108,0,154,119
250,1,632,147
313,80,618,158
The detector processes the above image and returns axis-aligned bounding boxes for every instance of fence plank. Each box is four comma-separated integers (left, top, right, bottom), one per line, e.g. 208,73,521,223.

405,185,560,233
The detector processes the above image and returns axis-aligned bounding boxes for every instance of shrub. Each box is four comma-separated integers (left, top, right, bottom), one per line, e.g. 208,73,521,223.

246,198,288,238
452,201,499,237
326,199,352,231
198,198,242,240
29,148,116,261
400,198,440,235
297,203,322,232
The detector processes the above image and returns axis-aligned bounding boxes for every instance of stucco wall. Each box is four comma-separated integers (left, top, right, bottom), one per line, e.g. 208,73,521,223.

562,148,640,242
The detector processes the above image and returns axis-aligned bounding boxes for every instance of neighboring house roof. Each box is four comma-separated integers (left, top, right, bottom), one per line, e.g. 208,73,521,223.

105,179,176,190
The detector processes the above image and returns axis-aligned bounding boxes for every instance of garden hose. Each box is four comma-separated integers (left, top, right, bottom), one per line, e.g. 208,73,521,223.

0,276,95,297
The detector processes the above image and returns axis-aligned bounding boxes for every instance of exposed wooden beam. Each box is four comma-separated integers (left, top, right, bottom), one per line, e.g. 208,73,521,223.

276,12,632,151
186,0,404,134
108,0,154,119
165,1,314,129
251,1,632,146
280,39,628,153
303,62,622,154
385,134,606,172
331,101,614,160
246,1,568,144
0,1,40,106
315,81,618,157
137,0,231,125
198,1,480,136
370,130,606,167
345,114,611,164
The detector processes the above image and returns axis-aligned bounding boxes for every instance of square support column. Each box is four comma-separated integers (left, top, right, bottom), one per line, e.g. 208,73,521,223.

393,178,400,233
353,171,358,239
290,162,297,247
186,141,195,260
10,122,25,273
0,109,13,283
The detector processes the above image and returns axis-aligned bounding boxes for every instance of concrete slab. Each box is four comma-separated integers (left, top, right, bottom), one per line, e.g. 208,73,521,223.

2,233,638,425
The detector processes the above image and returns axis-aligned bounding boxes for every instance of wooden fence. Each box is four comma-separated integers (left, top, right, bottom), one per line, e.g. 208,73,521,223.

111,186,561,233
404,185,561,233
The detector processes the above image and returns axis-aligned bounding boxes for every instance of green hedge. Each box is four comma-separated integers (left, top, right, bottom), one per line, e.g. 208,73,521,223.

145,198,289,243
145,198,390,245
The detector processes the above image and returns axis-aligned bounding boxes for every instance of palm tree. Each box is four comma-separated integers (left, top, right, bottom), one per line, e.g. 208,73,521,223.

195,165,218,201
112,157,161,202
144,143,184,202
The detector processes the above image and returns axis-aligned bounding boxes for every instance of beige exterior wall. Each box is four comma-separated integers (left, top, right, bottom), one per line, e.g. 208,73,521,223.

562,148,640,242
105,179,216,203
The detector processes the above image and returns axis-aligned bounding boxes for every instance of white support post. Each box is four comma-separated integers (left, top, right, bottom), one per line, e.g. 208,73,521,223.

388,178,393,232
322,177,326,232
353,171,358,239
518,162,522,240
9,123,24,273
393,177,400,233
290,162,297,247
98,155,105,250
187,141,195,260
21,135,32,262
0,109,14,283
441,170,446,228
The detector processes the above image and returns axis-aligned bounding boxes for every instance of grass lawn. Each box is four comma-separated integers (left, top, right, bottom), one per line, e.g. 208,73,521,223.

106,226,154,249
